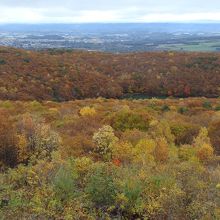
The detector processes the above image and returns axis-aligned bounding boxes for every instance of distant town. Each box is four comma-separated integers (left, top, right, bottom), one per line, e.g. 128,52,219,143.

1,23,220,52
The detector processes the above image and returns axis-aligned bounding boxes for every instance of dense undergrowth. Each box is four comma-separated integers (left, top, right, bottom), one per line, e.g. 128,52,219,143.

0,98,220,219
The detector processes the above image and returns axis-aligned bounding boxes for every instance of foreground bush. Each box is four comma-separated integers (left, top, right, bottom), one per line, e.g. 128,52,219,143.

0,99,219,219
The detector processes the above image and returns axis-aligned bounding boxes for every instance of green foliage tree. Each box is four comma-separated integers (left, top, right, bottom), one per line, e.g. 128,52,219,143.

85,163,118,207
112,110,149,132
53,165,78,201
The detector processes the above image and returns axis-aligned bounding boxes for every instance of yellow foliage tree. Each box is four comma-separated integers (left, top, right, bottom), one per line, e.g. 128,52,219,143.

149,120,174,144
80,106,96,116
112,141,133,164
193,127,214,162
133,138,156,166
193,127,211,147
17,134,29,163
178,145,196,161
154,138,169,163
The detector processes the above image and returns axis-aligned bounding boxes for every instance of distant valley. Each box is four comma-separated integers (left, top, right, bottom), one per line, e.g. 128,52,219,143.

1,23,220,52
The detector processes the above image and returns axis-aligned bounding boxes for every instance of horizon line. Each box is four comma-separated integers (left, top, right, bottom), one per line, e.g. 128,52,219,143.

1,21,220,25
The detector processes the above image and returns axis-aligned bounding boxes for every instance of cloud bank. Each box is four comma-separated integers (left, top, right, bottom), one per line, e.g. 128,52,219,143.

0,0,220,23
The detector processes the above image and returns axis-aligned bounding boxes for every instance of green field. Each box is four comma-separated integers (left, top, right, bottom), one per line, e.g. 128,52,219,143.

157,40,220,52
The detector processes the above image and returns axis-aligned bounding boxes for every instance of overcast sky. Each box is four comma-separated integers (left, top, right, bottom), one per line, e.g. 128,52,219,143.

0,0,220,23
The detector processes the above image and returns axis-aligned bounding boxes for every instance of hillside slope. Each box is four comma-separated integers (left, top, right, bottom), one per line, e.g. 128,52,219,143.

0,47,219,100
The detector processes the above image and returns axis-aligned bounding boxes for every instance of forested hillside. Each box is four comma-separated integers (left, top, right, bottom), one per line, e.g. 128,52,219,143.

0,47,220,219
0,98,220,219
0,47,219,100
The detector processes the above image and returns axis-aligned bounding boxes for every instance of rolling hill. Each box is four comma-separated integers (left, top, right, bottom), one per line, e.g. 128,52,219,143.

0,46,219,101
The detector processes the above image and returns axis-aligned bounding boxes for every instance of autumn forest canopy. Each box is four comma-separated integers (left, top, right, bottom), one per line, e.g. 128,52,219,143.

0,46,220,219
0,47,219,101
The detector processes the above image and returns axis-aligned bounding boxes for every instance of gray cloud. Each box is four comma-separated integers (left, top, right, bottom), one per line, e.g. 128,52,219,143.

0,0,220,23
